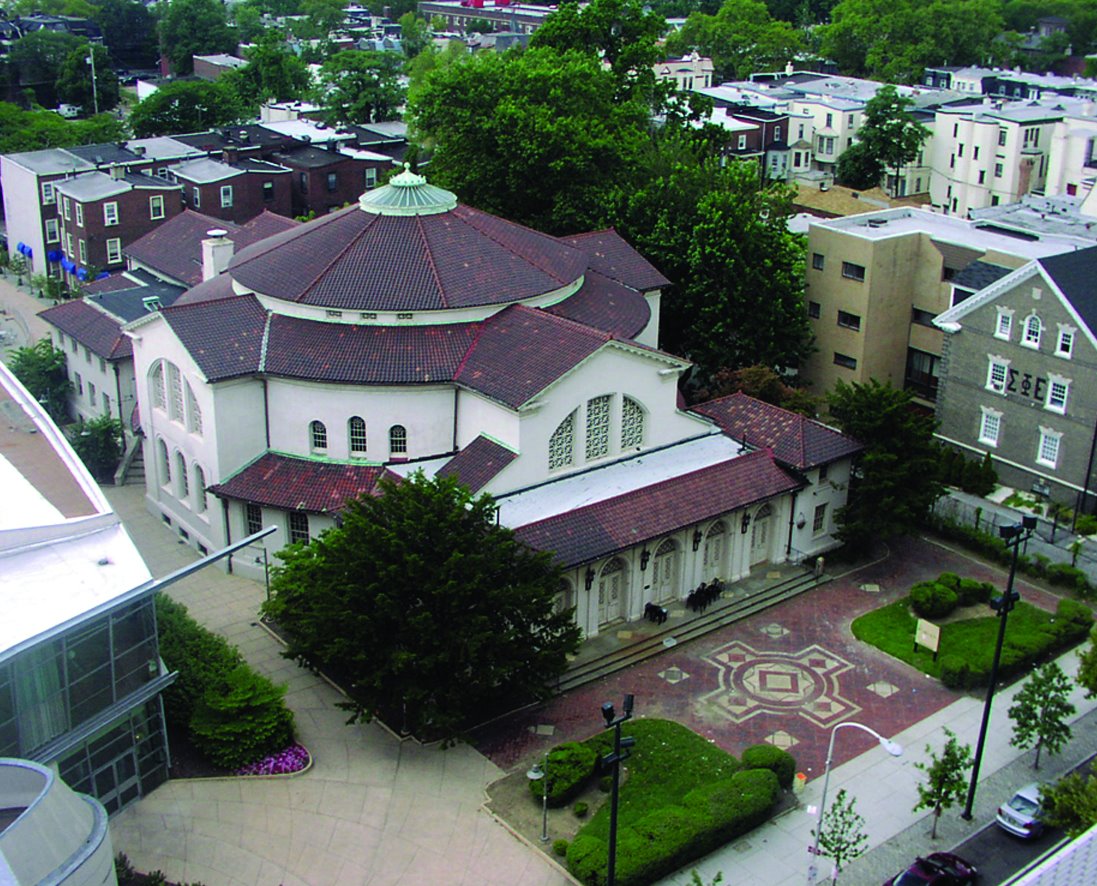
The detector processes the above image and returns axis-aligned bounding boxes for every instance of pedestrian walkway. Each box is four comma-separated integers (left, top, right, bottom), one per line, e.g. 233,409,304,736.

102,484,567,886
0,272,51,355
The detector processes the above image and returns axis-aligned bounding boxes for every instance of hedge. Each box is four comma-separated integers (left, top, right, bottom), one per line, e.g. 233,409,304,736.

911,581,958,619
529,741,599,807
567,769,780,886
740,744,796,790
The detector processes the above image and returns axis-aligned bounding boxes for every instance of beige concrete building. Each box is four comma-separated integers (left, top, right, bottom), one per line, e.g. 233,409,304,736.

800,207,1091,404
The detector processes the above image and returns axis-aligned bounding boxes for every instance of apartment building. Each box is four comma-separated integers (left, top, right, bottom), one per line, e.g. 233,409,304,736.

800,207,1090,404
171,157,293,222
654,51,714,92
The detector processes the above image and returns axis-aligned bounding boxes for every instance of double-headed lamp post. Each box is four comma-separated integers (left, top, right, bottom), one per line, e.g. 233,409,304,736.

601,693,636,886
962,514,1037,821
526,754,549,844
808,721,903,886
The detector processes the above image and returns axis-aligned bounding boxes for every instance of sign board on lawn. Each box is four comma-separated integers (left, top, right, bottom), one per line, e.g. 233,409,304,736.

915,618,941,661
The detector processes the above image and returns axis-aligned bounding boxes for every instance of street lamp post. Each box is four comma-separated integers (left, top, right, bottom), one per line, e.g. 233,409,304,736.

526,754,549,844
808,721,902,886
961,514,1036,821
86,50,99,116
601,693,636,886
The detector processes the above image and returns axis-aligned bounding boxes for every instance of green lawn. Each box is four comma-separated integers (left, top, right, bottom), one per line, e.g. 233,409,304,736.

852,597,1065,680
578,718,740,840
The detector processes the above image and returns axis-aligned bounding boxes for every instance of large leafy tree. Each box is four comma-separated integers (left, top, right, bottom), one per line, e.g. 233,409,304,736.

1008,662,1076,769
618,135,812,375
0,102,125,152
93,0,159,69
312,50,404,125
55,43,121,114
263,472,581,740
854,85,930,196
820,0,1003,83
157,0,237,76
913,728,972,840
223,30,311,108
409,47,649,235
128,79,244,136
1041,773,1097,838
9,29,84,106
826,380,943,553
663,0,803,81
8,339,71,423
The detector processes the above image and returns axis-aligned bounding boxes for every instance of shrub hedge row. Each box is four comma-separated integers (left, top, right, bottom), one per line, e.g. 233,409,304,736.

155,595,295,770
528,741,599,807
566,768,780,886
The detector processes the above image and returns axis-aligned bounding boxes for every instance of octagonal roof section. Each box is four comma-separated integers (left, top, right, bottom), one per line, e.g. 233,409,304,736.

227,170,589,313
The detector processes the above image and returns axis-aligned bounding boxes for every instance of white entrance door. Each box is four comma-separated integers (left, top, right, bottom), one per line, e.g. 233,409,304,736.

750,505,772,566
598,559,626,626
702,522,726,581
652,540,677,603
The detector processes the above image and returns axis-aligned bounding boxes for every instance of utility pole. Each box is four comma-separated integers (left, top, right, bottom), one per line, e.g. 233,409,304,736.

87,49,99,116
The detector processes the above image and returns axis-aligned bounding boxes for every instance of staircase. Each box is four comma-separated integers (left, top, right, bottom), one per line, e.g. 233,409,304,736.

113,436,145,486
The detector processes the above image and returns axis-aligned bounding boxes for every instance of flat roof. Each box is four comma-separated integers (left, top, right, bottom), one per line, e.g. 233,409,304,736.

1,149,95,176
53,171,128,202
0,364,151,658
171,157,243,184
811,207,1092,259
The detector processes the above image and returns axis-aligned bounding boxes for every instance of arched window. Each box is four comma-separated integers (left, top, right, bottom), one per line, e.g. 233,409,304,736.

348,416,367,456
194,464,207,513
167,363,184,422
150,362,167,411
586,395,611,459
157,438,170,484
1023,314,1042,348
185,381,203,435
621,396,644,450
548,412,574,470
310,420,327,452
175,451,189,499
389,424,407,454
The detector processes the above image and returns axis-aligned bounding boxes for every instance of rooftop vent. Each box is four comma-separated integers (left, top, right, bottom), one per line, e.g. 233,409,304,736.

142,295,162,312
867,218,887,227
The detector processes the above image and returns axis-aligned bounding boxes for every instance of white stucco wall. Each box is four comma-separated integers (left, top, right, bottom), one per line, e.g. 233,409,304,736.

1,159,48,275
455,388,519,451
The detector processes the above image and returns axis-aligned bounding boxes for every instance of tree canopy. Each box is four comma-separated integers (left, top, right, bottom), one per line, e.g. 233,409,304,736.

9,29,84,107
820,0,1004,83
913,727,972,840
55,43,121,114
157,0,237,76
826,380,943,552
664,0,803,81
93,0,159,70
223,30,311,108
409,47,649,235
8,339,71,424
263,472,581,741
0,102,125,153
852,85,930,194
128,79,244,137
312,50,404,126
1008,662,1075,769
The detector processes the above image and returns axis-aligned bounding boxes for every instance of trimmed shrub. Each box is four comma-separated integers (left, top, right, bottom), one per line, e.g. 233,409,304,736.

1056,597,1095,632
940,654,971,689
574,801,589,818
189,665,295,770
1076,514,1097,536
529,741,599,807
598,775,612,793
936,572,961,591
741,744,796,789
1047,563,1090,595
553,839,569,858
911,581,958,619
956,578,990,607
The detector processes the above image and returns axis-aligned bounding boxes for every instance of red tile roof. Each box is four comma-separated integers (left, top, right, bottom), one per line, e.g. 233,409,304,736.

546,270,650,339
513,449,800,567
563,229,671,292
263,315,480,384
173,273,237,306
39,299,132,360
436,435,517,492
228,203,589,311
161,295,268,381
455,305,610,408
692,393,861,470
210,452,398,513
126,209,299,287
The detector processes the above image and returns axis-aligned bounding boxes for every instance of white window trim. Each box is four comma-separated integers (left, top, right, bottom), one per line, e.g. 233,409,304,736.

986,355,1010,394
106,237,122,264
220,185,233,208
994,307,1014,340
75,203,84,227
149,195,165,220
1056,324,1076,358
77,239,87,263
1021,313,1042,350
978,406,1002,447
1036,426,1062,469
41,181,55,204
103,202,119,226
1045,373,1070,414
44,218,60,243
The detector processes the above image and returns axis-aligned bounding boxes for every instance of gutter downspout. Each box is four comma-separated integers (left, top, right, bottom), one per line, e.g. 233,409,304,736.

262,377,271,448
452,388,459,452
786,490,797,558
222,496,233,574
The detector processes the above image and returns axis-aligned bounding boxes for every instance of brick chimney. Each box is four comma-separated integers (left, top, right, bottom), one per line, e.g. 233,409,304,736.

201,229,233,281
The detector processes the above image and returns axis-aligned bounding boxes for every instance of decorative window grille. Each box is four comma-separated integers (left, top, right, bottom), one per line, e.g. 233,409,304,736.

585,395,611,460
548,413,574,470
621,397,644,450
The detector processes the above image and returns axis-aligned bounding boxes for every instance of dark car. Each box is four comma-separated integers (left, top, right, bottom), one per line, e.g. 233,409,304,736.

884,851,978,885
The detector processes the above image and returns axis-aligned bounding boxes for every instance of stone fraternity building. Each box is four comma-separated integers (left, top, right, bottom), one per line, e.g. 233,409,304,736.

126,169,859,637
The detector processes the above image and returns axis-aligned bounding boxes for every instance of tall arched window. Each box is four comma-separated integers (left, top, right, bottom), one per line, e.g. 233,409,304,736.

621,396,644,450
185,381,203,435
157,438,170,485
548,412,574,470
194,464,207,513
1023,314,1042,348
586,395,611,459
167,363,184,422
348,416,367,456
389,424,407,454
310,420,327,452
175,451,189,499
150,362,166,410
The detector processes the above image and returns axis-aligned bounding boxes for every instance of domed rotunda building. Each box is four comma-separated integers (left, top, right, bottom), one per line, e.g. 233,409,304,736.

127,169,857,637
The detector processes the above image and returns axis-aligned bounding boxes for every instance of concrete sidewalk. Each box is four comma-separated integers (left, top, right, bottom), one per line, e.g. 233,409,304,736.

102,484,567,886
665,643,1097,886
0,272,52,355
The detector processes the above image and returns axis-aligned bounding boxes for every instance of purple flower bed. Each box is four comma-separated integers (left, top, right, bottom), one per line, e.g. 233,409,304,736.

235,743,310,776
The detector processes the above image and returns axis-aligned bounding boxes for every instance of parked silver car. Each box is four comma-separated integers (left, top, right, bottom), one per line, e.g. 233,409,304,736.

996,783,1044,838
